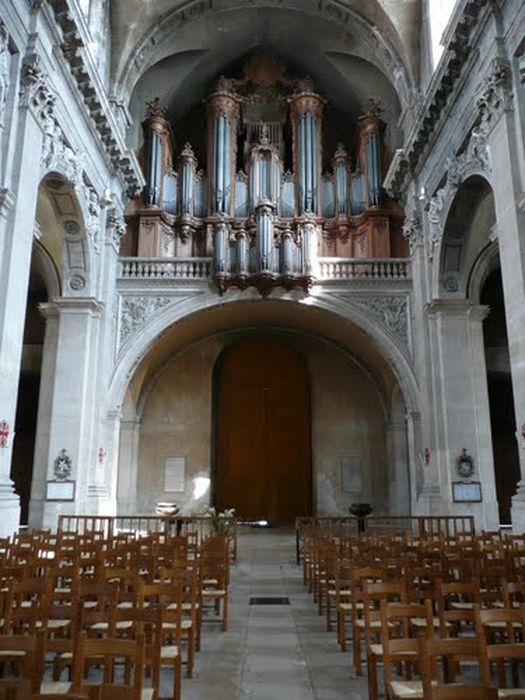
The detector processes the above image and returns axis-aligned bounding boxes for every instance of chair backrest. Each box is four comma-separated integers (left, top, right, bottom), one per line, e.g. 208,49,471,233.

421,635,482,697
71,632,145,700
475,604,525,689
380,600,434,691
0,632,45,693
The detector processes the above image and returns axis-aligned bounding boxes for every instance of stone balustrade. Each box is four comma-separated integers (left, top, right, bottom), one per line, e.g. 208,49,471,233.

118,257,411,283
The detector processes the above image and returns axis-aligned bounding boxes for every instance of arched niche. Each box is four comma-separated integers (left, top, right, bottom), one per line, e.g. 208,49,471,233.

437,175,496,300
36,174,94,298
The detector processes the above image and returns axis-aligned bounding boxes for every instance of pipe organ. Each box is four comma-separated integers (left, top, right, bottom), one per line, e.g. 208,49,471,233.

130,56,405,293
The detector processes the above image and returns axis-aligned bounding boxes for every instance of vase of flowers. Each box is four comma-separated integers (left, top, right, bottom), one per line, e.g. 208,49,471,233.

205,506,236,533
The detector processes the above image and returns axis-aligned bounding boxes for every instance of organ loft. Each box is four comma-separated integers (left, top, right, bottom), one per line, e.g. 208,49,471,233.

124,55,406,295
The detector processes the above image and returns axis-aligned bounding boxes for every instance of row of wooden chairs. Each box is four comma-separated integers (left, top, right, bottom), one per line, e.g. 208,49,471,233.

0,530,232,699
301,529,525,699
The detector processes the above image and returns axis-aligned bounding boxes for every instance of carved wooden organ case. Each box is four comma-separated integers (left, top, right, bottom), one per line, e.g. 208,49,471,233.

126,56,405,294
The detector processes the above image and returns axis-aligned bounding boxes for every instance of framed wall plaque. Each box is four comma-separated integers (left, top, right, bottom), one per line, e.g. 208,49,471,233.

46,480,76,501
341,456,362,493
452,481,482,503
164,457,185,493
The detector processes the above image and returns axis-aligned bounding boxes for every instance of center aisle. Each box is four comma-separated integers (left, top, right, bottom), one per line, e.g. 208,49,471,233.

178,528,367,700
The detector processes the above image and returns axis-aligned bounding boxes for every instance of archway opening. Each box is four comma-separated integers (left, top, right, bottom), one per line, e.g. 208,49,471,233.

10,246,51,525
481,268,520,525
213,335,312,524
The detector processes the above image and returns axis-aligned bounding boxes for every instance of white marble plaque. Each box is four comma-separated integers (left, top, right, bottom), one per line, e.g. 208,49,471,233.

452,481,482,502
341,456,362,493
164,457,185,492
46,480,75,501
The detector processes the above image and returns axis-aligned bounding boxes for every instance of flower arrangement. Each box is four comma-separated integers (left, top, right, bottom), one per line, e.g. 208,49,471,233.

205,506,236,533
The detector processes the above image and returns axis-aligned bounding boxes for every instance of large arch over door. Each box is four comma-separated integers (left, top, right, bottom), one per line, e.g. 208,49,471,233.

213,335,312,524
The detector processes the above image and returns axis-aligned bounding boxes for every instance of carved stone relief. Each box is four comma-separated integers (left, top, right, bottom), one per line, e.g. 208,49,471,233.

334,293,410,353
0,22,10,131
119,296,174,346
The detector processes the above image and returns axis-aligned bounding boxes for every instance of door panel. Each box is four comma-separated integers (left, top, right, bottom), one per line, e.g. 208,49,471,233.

214,337,312,524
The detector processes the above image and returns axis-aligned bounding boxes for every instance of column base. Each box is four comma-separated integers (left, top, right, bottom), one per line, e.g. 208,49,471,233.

414,483,441,517
0,483,21,537
511,483,525,533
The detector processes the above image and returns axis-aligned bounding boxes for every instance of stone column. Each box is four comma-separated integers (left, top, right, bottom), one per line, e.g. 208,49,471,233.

0,58,50,536
425,300,498,530
30,298,103,529
477,59,525,528
116,415,141,515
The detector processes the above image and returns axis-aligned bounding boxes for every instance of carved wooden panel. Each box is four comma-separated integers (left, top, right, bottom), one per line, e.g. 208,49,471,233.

214,336,312,524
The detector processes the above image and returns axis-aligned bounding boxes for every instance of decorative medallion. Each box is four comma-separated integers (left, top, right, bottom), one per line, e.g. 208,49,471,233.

456,448,474,479
54,449,72,480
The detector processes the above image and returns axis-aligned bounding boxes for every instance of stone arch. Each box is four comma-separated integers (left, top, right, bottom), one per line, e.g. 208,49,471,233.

31,240,61,299
37,173,95,297
430,173,495,299
109,291,418,417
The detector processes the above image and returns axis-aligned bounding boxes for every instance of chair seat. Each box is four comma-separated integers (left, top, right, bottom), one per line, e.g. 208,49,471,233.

411,616,441,628
369,643,383,656
389,680,423,698
40,680,72,693
498,690,525,698
90,620,133,630
160,645,179,659
202,590,226,597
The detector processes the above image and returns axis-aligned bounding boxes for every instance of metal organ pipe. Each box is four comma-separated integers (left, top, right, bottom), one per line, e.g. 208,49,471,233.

206,88,239,217
290,89,324,216
144,128,162,206
256,204,274,273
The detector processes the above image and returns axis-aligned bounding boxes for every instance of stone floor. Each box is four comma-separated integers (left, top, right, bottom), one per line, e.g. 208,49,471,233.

174,527,368,700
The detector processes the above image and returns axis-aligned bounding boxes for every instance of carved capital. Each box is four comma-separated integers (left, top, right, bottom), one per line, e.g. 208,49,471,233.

19,53,56,122
106,207,127,250
476,57,513,124
402,209,423,253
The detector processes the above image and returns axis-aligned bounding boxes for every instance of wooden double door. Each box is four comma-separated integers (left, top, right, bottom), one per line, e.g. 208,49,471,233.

214,336,312,525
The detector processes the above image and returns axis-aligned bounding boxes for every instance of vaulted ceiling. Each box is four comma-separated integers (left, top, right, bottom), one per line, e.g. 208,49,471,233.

110,0,422,110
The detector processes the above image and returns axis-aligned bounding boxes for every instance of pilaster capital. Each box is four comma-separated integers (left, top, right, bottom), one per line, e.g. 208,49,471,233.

41,297,104,318
467,304,490,323
402,207,423,254
19,52,56,123
476,57,513,127
425,299,473,317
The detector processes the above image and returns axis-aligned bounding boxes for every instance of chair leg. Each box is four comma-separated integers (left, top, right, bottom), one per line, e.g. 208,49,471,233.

186,627,194,679
223,595,228,632
353,627,362,675
174,656,182,700
367,653,378,700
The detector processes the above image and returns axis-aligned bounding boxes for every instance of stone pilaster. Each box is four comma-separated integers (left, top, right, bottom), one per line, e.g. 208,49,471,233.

116,415,141,515
29,298,103,529
477,58,525,529
425,300,498,529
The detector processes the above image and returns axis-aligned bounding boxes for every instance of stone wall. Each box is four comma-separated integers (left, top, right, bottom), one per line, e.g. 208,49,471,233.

132,332,396,517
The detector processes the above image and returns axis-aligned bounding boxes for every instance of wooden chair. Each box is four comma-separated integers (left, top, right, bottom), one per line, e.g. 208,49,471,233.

0,633,44,695
70,632,154,700
475,605,525,698
380,600,434,700
200,535,229,632
358,580,406,679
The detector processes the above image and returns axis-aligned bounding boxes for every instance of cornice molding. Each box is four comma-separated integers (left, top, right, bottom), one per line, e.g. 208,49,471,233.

47,0,144,197
385,0,494,199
